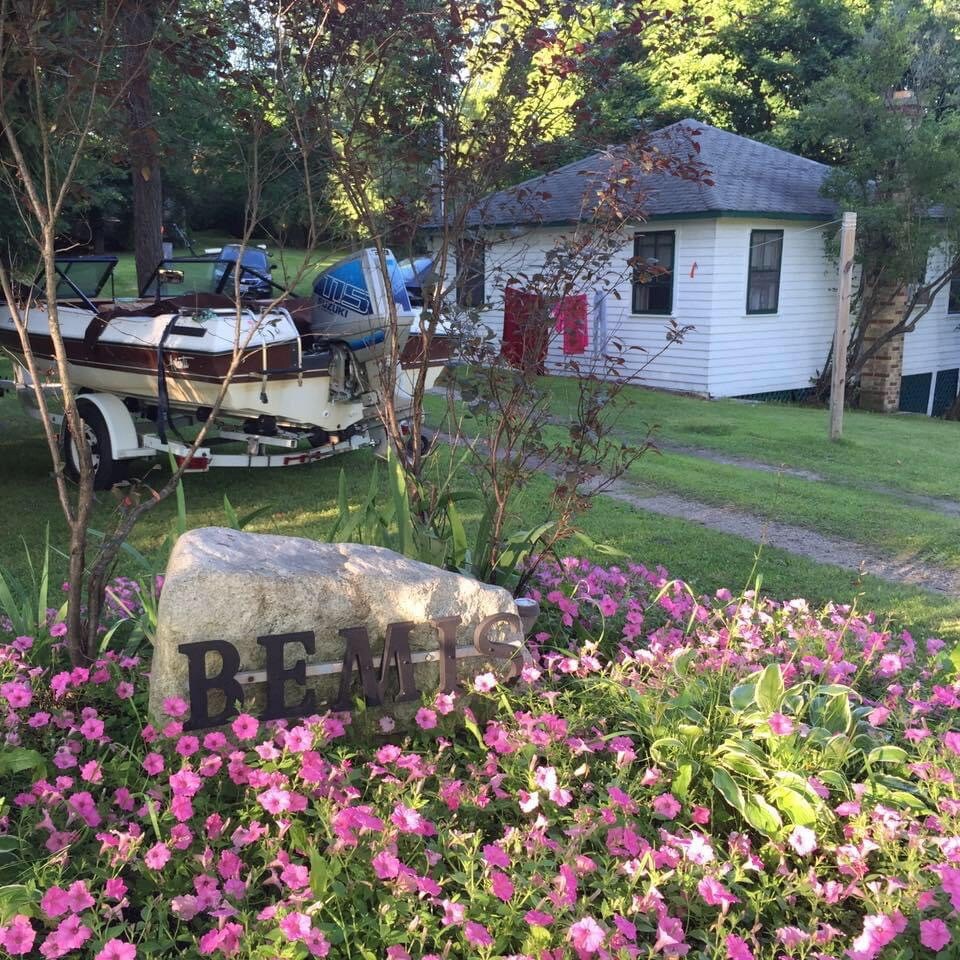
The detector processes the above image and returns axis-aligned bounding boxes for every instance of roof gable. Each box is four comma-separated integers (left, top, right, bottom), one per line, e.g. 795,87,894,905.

467,120,838,227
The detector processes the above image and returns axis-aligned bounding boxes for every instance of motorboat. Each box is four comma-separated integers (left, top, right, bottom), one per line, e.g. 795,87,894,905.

0,248,454,487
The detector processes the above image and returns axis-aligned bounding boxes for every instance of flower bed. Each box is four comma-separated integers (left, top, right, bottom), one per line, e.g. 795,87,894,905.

0,563,958,959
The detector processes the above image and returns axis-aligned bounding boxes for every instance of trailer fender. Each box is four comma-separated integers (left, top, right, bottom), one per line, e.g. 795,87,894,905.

76,393,149,460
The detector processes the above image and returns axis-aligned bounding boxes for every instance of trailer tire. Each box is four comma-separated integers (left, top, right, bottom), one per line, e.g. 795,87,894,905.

62,399,128,490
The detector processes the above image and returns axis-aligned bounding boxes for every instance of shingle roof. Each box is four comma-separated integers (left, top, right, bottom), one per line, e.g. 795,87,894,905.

463,119,839,227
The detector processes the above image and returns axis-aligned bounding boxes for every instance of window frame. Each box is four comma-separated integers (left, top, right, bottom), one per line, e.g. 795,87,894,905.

631,230,675,316
948,272,960,315
455,237,485,309
746,229,784,316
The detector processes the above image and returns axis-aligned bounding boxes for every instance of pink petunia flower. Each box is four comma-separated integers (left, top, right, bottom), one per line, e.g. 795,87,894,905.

653,915,689,957
490,870,514,902
442,900,466,925
788,825,818,857
726,934,754,960
94,939,136,960
464,921,493,947
64,881,95,912
231,713,259,740
652,793,681,819
0,915,36,955
569,917,606,954
473,673,497,693
144,842,171,870
525,910,554,927
919,919,952,951
415,707,437,730
40,887,70,919
768,712,794,735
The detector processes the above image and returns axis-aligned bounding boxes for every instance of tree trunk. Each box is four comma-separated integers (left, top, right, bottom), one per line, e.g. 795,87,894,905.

123,1,163,292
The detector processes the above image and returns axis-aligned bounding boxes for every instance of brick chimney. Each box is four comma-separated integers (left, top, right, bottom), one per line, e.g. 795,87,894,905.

859,285,908,412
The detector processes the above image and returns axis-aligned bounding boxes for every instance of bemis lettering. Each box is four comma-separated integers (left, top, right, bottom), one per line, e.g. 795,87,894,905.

178,640,244,731
258,632,317,721
179,612,528,729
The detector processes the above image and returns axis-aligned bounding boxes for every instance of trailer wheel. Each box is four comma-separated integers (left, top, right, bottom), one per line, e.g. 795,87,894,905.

62,399,128,490
403,431,432,461
415,431,432,457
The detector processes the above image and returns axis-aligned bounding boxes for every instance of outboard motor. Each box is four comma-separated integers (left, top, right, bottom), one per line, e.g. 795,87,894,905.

311,248,415,416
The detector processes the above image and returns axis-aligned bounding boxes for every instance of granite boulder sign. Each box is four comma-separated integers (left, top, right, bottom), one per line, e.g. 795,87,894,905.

148,528,532,729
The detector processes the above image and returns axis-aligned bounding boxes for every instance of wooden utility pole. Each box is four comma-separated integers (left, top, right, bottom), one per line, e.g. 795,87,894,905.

829,211,857,441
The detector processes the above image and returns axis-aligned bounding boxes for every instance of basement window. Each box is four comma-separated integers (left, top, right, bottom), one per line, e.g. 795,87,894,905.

747,230,783,314
632,231,675,315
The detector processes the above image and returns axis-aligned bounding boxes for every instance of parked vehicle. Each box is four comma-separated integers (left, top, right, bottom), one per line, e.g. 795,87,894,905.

0,250,453,488
203,243,275,299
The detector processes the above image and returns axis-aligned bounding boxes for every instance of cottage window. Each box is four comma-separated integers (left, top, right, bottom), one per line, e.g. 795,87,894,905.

632,231,675,315
456,238,485,308
948,272,960,315
747,230,783,314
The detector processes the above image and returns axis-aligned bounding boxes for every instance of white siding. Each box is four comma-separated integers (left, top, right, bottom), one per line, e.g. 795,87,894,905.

432,217,960,412
706,219,838,397
896,244,960,414
449,220,717,395
902,245,960,374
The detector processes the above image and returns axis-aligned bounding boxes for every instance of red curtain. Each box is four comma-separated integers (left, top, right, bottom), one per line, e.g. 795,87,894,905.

501,287,548,373
552,294,589,354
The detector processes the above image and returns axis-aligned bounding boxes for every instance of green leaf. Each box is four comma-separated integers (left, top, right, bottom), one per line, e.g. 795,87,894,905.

0,748,45,776
769,785,817,825
717,750,767,780
755,663,785,714
308,846,329,897
445,498,468,568
650,737,684,764
0,885,33,923
948,642,960,678
672,762,696,799
743,792,783,836
237,506,272,530
387,449,412,557
820,692,853,736
867,745,909,766
729,682,756,712
711,767,746,815
223,494,240,529
817,769,850,793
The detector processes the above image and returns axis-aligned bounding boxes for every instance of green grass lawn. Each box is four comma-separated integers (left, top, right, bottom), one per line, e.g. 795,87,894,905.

3,385,959,642
545,378,960,499
426,377,960,571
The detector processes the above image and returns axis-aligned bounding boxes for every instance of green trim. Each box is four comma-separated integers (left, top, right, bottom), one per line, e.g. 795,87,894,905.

424,211,835,231
642,210,833,224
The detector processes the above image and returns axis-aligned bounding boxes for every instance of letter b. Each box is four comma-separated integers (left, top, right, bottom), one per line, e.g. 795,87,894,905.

178,640,244,730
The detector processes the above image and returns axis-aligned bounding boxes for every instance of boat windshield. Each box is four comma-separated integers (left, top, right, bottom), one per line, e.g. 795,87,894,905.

140,258,245,299
140,255,279,299
37,257,118,300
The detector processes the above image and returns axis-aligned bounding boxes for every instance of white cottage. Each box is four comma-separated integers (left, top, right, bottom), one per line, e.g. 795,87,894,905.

433,120,960,415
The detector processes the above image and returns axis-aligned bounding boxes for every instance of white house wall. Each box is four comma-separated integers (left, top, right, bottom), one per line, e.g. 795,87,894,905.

705,219,838,397
456,220,717,395
902,245,960,373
